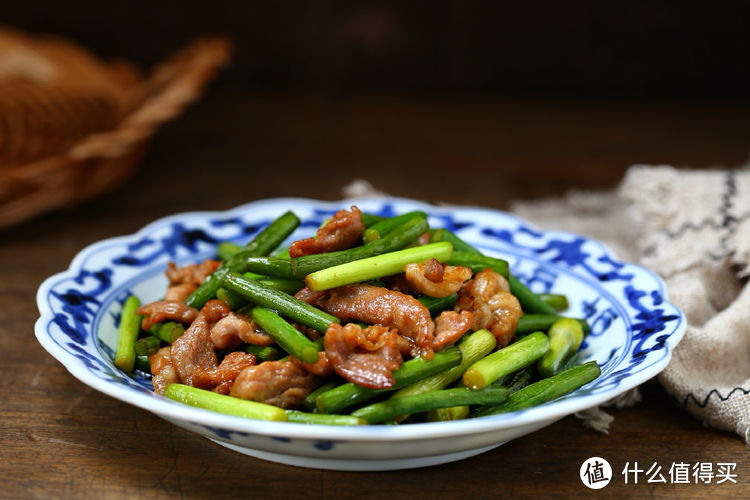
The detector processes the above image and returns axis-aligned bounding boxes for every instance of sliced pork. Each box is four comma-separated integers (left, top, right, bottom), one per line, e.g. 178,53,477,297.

165,259,221,286
169,299,231,387
193,351,257,395
404,259,472,298
316,284,435,359
289,206,364,258
210,312,275,350
456,268,522,348
137,300,199,331
432,310,474,351
149,346,179,395
229,360,318,409
324,323,403,389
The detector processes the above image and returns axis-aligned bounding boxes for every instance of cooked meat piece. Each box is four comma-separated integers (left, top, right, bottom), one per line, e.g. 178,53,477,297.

164,283,197,303
432,310,474,351
210,312,275,350
230,360,318,409
193,351,257,395
289,206,364,258
423,258,444,282
294,286,328,306
468,266,511,296
165,259,221,286
394,334,418,356
149,346,179,395
404,260,473,298
482,292,523,348
170,299,231,387
317,284,435,359
456,268,522,348
291,351,335,377
324,323,403,389
137,300,199,331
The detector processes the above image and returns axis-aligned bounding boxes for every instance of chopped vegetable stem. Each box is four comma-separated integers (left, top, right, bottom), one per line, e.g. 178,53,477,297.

303,380,341,411
286,410,364,426
427,405,471,422
165,384,288,421
361,213,386,227
134,335,161,356
244,257,298,279
515,314,590,336
474,361,601,416
537,318,584,377
222,272,339,333
149,322,185,344
449,251,509,278
316,346,463,414
244,344,282,361
114,295,142,373
538,293,569,312
250,307,320,364
430,228,480,253
291,215,429,277
392,329,496,399
185,211,300,308
305,242,453,291
216,242,242,261
508,275,557,315
362,211,428,244
352,387,509,424
462,331,550,389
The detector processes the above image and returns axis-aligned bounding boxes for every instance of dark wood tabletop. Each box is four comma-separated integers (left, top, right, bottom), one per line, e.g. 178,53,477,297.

3,93,749,498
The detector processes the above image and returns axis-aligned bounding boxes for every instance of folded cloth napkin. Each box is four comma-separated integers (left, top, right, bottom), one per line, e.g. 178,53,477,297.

511,166,750,443
344,167,750,443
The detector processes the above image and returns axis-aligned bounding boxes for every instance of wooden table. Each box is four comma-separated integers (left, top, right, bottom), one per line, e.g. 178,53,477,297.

3,93,748,498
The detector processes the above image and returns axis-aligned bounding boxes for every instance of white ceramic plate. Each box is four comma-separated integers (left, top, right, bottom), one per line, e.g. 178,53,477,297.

35,198,685,471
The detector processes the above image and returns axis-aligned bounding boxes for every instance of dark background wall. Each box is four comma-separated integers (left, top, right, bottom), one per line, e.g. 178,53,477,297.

5,1,750,99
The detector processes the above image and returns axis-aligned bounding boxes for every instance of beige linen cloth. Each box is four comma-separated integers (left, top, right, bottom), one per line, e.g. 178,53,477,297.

344,166,750,443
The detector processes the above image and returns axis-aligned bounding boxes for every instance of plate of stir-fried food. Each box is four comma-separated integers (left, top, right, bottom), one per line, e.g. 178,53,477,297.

36,198,685,470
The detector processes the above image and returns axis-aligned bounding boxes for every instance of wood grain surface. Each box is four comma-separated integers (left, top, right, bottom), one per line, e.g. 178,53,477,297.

2,93,749,498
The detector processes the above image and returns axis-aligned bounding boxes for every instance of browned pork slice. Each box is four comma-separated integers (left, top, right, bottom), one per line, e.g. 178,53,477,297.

294,286,328,305
193,351,257,395
316,284,436,359
169,299,231,387
161,259,220,304
210,312,275,350
432,310,474,351
324,323,403,389
456,268,522,348
291,351,335,377
137,300,199,331
229,360,318,409
164,283,197,303
165,259,221,286
289,206,364,258
149,346,180,395
404,259,473,298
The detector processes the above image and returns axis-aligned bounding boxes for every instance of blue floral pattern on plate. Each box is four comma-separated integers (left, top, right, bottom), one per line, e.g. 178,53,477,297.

35,198,685,471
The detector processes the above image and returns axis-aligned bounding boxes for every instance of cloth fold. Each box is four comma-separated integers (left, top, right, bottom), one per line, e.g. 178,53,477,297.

344,166,750,442
512,165,750,442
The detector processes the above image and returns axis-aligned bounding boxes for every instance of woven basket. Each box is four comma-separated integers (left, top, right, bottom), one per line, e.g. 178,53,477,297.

0,27,231,229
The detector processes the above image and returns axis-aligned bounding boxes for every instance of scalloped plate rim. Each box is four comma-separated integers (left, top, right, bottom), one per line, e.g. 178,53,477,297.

35,196,686,442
